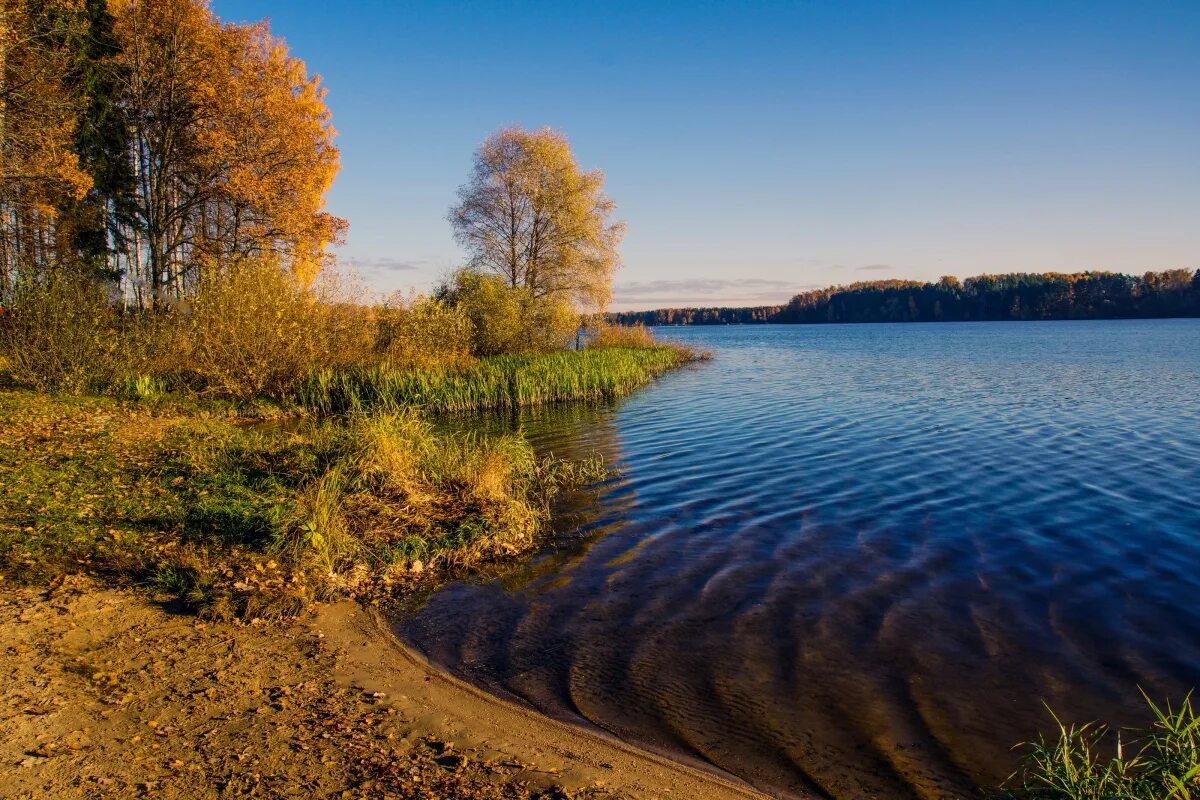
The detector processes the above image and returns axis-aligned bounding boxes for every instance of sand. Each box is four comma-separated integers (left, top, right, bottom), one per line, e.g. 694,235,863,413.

0,576,769,799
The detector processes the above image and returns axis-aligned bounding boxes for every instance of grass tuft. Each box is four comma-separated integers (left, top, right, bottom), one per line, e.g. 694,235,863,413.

274,410,599,577
1001,690,1200,799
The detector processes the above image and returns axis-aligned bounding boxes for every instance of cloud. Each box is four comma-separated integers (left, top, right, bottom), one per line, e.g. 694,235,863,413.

612,278,819,306
345,257,426,273
855,264,892,272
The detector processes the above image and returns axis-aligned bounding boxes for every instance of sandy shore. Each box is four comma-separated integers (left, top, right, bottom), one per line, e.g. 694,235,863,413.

0,576,768,799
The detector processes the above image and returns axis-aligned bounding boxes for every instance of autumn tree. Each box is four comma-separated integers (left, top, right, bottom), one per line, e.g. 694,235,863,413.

0,0,344,305
449,126,623,312
201,18,344,286
112,0,343,303
0,0,92,297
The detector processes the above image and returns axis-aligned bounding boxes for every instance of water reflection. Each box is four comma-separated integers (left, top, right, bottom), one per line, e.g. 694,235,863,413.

441,401,640,594
398,321,1200,800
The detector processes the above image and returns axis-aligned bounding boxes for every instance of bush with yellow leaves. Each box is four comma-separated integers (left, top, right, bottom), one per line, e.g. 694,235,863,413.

375,292,475,370
0,273,156,393
440,270,579,356
170,258,375,399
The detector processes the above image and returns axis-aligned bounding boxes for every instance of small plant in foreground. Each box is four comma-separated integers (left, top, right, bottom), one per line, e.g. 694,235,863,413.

1001,691,1200,800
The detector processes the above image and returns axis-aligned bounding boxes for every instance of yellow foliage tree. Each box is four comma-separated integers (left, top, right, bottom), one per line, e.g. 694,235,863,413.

449,126,623,312
111,0,344,301
204,18,344,286
0,0,92,293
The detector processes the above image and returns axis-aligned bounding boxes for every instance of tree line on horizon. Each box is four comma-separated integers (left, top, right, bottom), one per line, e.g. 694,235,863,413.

608,270,1200,326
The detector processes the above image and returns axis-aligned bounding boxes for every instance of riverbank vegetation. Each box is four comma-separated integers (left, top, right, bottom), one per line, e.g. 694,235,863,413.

0,391,613,618
1,3,1192,798
299,347,691,415
0,259,694,407
611,269,1200,325
1001,693,1199,799
0,0,699,620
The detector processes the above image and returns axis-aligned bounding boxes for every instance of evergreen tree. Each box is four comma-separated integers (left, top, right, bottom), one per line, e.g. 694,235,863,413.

61,0,135,281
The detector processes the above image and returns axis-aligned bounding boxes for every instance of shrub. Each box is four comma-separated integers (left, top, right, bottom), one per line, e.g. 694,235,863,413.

441,270,579,356
0,273,146,393
587,321,657,349
523,291,581,352
170,258,375,399
376,293,474,370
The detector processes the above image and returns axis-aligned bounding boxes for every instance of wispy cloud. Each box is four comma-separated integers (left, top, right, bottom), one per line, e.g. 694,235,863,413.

855,264,892,272
345,256,426,273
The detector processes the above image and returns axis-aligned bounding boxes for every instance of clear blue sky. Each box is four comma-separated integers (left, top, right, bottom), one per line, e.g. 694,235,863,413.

213,0,1199,310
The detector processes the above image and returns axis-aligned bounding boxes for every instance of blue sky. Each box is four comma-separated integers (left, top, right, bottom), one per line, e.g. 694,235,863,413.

213,1,1199,310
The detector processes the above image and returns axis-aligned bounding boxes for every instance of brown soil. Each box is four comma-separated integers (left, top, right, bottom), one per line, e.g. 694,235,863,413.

0,575,766,800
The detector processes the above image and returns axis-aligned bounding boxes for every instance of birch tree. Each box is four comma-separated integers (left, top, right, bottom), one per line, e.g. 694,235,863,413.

449,126,623,311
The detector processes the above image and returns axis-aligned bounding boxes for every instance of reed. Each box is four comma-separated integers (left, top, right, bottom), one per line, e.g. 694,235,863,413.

1001,691,1200,799
297,346,694,415
586,321,658,349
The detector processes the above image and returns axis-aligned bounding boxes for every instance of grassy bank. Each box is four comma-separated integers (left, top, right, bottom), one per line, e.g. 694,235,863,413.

0,308,700,616
0,390,605,618
297,345,696,415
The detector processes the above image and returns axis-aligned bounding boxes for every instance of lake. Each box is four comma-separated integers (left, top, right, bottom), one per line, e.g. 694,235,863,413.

397,320,1200,799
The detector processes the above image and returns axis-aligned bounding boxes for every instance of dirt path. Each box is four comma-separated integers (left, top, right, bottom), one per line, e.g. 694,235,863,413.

0,576,767,800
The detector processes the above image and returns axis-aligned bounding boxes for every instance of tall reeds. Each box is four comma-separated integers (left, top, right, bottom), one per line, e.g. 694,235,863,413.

297,346,693,415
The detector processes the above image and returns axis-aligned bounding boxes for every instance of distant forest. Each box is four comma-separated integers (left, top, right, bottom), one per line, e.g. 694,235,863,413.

609,270,1200,325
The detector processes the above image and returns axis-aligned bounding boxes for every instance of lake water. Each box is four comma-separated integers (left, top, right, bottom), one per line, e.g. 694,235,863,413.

397,320,1200,799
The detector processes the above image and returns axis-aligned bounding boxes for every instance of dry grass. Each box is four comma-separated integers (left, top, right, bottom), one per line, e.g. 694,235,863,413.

277,410,597,580
587,321,658,349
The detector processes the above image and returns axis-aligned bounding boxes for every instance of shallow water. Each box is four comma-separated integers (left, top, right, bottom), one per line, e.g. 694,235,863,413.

397,320,1200,799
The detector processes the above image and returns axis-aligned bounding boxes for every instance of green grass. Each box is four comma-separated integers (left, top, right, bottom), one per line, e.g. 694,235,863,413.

1001,691,1200,799
0,390,608,618
0,343,688,613
296,346,693,415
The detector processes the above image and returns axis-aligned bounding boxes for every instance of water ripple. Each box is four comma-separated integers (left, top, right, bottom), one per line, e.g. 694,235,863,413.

399,320,1200,799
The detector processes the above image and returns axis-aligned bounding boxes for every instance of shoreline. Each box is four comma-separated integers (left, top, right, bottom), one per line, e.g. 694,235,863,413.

0,576,770,800
360,608,773,800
